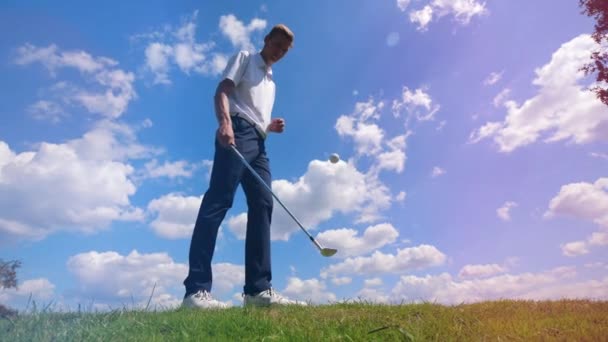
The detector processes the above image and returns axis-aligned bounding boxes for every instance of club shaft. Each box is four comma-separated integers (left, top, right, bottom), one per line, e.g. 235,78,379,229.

230,145,319,246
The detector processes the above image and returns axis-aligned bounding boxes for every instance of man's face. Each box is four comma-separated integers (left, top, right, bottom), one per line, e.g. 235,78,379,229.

262,33,291,66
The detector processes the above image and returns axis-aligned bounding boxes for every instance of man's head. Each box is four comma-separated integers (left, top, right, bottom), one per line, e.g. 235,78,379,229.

261,24,294,66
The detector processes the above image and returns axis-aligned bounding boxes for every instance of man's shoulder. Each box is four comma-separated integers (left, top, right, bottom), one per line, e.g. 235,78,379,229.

234,50,252,59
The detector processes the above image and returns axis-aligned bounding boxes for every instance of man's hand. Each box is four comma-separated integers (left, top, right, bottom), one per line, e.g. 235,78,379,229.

217,122,235,147
267,118,285,133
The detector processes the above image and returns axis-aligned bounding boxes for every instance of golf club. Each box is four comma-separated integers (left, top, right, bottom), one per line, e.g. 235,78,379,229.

230,144,338,257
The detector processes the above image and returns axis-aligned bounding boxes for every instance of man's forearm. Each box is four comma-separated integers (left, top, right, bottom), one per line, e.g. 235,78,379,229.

214,92,231,126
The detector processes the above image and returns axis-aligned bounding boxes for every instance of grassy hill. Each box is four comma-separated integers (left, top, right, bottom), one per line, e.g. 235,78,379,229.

1,300,607,341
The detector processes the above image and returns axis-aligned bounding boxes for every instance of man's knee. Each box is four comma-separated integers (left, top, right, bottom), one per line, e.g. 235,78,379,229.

248,191,273,211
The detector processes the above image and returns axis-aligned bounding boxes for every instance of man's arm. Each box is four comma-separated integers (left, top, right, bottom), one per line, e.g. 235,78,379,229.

214,79,236,147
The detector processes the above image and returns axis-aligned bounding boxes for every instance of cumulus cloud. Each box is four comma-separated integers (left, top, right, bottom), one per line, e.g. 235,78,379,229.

219,14,267,51
497,201,517,221
66,250,243,309
336,97,414,178
141,159,197,179
315,223,399,258
470,35,608,152
392,86,440,122
282,277,336,304
15,44,136,119
484,71,503,86
357,287,390,303
0,278,55,309
321,244,446,278
492,88,511,107
226,212,248,240
0,122,155,241
400,0,487,31
561,241,590,257
590,152,608,160
391,267,593,304
395,191,407,202
147,193,202,239
364,277,384,287
545,178,608,256
136,11,233,85
331,277,352,286
336,99,386,156
431,166,446,178
235,159,392,241
27,100,67,123
458,263,507,278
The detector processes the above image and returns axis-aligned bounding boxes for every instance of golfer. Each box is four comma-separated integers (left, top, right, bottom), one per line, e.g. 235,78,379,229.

183,24,305,309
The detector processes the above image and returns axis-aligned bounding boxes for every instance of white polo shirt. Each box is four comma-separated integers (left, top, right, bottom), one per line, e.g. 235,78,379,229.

222,51,275,138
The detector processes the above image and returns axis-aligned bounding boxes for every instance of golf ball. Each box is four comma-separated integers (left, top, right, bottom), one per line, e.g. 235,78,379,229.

329,153,340,163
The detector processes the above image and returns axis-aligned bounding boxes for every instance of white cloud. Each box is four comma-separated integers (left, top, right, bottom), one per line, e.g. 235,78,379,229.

357,287,390,303
336,97,411,178
492,88,511,107
545,178,608,229
545,178,608,256
67,250,186,309
139,11,228,85
219,14,267,51
396,0,411,11
364,277,384,287
431,166,446,178
15,44,136,119
436,120,447,131
0,124,151,241
66,250,244,309
406,0,487,31
589,232,608,246
143,159,196,179
373,134,409,174
145,43,173,84
590,152,608,160
484,71,503,86
282,277,336,304
321,244,446,278
0,278,55,307
392,87,440,121
470,35,608,152
262,159,392,240
15,43,117,75
497,201,517,221
147,193,202,239
316,223,399,258
409,6,434,31
27,100,66,123
458,264,507,278
390,267,608,304
331,277,352,286
395,191,407,202
226,212,247,240
561,241,590,257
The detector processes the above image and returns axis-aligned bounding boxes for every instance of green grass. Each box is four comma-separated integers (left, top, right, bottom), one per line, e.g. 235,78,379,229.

1,300,607,341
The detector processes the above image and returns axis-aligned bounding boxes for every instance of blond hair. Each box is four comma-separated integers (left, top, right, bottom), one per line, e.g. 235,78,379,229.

266,24,294,47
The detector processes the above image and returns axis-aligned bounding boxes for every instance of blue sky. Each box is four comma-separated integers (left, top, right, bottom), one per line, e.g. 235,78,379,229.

1,0,607,310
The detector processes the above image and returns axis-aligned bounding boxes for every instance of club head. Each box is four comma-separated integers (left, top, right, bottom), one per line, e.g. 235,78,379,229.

320,248,338,257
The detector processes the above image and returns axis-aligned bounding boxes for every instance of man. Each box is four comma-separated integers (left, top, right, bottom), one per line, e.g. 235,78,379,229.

183,24,306,309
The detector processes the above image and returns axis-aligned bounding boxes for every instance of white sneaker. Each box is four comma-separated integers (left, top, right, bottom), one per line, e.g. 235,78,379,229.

182,290,229,309
244,288,308,307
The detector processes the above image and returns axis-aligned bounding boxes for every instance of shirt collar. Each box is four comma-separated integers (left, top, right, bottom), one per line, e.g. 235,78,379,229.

255,52,272,75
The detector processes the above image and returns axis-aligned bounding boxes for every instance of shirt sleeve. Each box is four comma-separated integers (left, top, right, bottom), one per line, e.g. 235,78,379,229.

221,51,250,86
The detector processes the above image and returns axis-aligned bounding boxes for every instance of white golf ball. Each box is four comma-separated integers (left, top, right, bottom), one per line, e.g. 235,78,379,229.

329,153,340,164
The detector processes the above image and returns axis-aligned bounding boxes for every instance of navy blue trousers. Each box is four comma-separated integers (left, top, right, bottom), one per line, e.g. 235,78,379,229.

184,116,273,296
